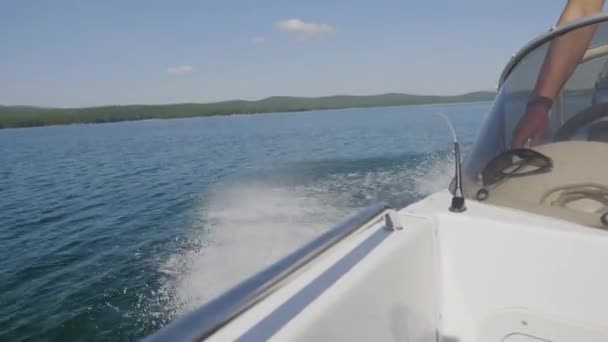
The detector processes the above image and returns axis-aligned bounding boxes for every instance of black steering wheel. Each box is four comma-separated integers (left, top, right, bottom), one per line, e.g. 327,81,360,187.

554,102,608,141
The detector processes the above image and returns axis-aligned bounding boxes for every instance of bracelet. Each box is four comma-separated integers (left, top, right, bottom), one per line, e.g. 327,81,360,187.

527,96,554,109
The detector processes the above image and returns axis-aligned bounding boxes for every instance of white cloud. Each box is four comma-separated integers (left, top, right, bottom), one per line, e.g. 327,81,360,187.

276,18,335,39
167,65,194,76
251,36,266,45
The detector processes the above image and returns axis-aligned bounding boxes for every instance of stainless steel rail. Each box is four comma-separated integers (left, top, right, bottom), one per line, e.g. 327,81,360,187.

581,43,608,64
144,202,392,342
499,13,608,87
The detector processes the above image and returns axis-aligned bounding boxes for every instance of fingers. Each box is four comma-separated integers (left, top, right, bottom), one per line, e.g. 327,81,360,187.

530,128,546,147
512,125,546,149
512,126,533,148
512,136,525,149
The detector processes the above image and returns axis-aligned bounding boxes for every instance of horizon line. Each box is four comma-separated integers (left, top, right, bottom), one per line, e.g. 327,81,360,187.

0,90,497,110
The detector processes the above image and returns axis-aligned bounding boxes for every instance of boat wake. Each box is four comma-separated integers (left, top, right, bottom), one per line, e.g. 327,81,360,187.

155,151,454,321
159,184,345,316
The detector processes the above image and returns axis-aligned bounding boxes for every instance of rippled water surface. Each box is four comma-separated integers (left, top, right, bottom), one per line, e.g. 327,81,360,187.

0,103,489,340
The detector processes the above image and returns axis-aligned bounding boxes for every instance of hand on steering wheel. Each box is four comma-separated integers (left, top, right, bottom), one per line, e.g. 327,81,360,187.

512,103,551,148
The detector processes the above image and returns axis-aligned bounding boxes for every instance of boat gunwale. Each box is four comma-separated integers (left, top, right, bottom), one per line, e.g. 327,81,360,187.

144,202,393,342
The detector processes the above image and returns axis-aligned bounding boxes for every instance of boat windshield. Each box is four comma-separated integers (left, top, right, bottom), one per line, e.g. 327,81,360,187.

463,18,608,228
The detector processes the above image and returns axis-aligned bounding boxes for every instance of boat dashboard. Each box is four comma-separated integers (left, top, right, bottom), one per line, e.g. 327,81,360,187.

462,18,608,228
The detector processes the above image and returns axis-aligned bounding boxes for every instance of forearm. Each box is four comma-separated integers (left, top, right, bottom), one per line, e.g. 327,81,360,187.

533,0,605,100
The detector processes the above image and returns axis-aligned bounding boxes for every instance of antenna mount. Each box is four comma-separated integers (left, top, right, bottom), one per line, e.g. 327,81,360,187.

437,113,466,213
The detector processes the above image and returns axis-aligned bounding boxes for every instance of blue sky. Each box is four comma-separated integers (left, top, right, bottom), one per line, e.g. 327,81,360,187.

0,1,585,107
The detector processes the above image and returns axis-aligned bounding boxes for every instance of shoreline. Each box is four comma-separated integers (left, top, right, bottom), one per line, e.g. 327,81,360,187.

0,94,495,130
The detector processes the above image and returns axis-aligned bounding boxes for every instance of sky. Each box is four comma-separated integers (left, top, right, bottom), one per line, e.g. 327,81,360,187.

0,0,587,107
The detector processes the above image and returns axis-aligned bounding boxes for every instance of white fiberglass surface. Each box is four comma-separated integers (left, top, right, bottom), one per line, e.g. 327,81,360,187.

411,193,608,342
207,215,439,342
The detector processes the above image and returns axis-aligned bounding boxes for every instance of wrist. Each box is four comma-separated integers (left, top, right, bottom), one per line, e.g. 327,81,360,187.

526,95,554,110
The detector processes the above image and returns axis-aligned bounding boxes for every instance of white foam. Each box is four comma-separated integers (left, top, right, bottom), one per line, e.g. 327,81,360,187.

158,153,454,320
161,183,345,316
413,153,455,196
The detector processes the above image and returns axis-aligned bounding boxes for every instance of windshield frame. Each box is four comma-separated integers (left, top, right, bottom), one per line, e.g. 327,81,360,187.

499,13,608,88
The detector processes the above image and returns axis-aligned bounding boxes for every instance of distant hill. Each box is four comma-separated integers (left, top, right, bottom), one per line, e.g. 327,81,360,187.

0,91,495,129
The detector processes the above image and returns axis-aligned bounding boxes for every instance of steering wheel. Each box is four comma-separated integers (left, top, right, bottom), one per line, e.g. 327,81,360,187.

481,148,553,186
554,102,608,141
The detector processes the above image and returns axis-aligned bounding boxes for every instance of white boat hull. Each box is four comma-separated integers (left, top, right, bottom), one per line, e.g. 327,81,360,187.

202,191,608,342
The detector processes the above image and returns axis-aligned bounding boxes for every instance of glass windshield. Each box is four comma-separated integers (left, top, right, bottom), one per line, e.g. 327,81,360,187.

463,19,608,228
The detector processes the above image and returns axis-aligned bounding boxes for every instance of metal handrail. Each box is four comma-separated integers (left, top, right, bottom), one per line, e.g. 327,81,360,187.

144,202,392,342
499,13,608,87
581,43,608,64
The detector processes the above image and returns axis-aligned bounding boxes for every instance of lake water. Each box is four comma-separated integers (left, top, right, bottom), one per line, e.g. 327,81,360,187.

0,102,490,341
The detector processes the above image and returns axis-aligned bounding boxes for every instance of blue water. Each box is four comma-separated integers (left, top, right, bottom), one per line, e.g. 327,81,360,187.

0,102,489,341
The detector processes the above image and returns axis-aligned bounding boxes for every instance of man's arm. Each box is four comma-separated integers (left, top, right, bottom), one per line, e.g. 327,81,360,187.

512,0,605,148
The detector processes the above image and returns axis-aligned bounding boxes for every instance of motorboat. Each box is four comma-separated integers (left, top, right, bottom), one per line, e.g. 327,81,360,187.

146,13,608,342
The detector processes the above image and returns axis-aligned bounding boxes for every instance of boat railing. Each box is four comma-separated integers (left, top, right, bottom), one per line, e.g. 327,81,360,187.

581,43,608,64
499,13,608,86
555,42,608,124
144,202,395,342
497,13,608,125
